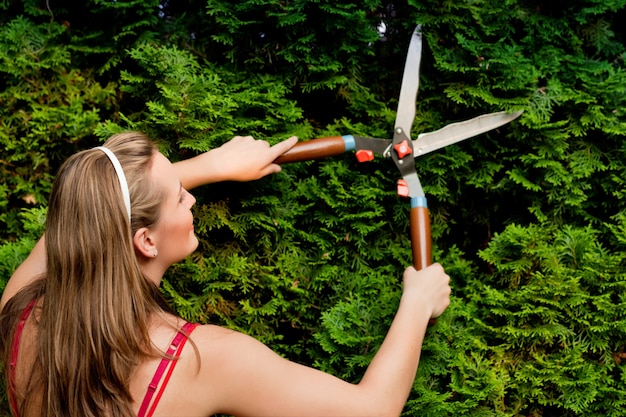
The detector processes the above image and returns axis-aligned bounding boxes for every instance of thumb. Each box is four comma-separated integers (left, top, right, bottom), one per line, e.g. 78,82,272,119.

271,136,298,158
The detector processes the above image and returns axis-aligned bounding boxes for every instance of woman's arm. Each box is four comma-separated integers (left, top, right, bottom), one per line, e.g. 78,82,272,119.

190,263,451,417
174,136,298,190
0,236,46,310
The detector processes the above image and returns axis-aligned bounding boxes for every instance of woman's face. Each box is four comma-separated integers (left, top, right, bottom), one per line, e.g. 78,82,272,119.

148,152,199,266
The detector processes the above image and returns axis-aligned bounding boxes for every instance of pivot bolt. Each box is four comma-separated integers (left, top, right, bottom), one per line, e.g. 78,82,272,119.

393,140,412,159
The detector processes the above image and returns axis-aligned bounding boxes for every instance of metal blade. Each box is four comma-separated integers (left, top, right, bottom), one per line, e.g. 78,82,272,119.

394,26,422,137
351,135,391,155
412,110,523,157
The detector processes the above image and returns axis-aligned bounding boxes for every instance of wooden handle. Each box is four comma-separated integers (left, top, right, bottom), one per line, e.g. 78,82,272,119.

410,206,432,270
274,136,347,164
410,205,436,326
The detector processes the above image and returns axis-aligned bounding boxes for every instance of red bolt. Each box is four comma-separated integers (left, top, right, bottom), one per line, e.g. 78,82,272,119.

397,179,409,197
393,140,412,159
355,149,375,162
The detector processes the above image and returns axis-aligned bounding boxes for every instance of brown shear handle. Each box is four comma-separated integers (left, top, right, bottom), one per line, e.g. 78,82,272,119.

274,136,346,164
410,206,437,326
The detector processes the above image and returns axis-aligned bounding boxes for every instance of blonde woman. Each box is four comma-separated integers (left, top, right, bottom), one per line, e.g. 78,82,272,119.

0,132,450,417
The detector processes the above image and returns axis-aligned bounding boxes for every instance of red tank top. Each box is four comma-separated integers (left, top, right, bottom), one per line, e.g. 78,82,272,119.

8,301,199,417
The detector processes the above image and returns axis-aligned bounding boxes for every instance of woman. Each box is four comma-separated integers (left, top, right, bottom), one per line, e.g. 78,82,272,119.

0,131,451,417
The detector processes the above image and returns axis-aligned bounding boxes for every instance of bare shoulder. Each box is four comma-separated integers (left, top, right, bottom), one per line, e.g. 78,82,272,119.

191,322,251,340
146,322,278,416
131,320,255,416
189,323,276,364
183,324,291,415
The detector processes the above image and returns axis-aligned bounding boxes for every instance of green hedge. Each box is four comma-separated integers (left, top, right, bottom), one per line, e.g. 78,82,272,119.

1,1,625,416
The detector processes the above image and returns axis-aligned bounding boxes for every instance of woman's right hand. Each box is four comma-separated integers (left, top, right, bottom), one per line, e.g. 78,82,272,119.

401,263,451,319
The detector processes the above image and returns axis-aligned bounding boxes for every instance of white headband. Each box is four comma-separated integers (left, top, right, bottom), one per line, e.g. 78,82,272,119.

94,146,131,221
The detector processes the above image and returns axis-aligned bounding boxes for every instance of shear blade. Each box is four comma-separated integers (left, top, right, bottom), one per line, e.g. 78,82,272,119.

394,25,422,138
413,110,523,157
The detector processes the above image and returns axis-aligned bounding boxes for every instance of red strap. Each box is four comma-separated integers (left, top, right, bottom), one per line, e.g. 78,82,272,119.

8,302,197,417
138,322,199,417
8,300,37,417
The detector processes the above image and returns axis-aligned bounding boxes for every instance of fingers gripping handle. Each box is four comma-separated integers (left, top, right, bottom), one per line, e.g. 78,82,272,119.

274,136,352,164
410,199,436,326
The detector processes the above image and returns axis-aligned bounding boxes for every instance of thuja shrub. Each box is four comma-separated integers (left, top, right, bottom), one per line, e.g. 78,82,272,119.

95,42,311,152
471,223,626,416
0,17,116,239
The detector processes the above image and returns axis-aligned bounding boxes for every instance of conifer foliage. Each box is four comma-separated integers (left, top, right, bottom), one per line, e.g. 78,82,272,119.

1,0,625,416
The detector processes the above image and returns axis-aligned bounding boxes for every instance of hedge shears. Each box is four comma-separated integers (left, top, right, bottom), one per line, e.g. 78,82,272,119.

275,25,521,304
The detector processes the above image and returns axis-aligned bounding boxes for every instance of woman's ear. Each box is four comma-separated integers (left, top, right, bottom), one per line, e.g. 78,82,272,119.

133,227,157,258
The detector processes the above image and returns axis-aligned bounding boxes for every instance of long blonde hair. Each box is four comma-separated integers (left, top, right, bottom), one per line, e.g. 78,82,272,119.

2,132,170,417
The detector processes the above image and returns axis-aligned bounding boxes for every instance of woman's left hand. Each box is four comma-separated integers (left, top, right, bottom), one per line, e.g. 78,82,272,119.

175,136,298,189
213,135,298,181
